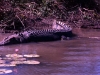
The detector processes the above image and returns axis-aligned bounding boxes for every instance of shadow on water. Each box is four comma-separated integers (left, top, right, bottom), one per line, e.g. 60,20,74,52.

0,28,100,75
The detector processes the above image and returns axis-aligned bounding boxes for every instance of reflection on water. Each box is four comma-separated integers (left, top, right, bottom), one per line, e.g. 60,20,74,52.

0,29,100,75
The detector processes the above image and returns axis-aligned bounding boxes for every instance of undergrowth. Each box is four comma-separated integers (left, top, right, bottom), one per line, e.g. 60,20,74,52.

0,0,100,33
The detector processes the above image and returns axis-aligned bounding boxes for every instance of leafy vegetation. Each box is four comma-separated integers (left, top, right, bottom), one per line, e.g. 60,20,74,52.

0,0,100,33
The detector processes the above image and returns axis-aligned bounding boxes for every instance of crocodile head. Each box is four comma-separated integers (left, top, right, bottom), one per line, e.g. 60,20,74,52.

0,37,11,46
0,34,20,46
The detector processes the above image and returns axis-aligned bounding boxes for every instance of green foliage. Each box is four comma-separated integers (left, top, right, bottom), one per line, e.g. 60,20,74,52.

36,0,68,19
0,0,99,32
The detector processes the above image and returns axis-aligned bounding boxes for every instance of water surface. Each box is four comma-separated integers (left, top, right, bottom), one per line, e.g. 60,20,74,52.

0,29,100,75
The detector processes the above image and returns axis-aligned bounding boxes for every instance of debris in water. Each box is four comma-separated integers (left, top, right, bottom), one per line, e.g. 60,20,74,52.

0,64,16,67
23,54,40,58
6,54,23,58
0,69,12,74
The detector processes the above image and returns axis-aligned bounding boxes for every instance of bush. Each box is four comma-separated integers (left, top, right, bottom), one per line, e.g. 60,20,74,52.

0,0,99,32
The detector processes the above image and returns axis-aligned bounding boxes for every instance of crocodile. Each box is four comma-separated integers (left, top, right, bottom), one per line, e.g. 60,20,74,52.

0,20,74,46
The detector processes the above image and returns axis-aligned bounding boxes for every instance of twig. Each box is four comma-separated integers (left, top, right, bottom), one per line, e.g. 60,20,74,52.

15,14,25,28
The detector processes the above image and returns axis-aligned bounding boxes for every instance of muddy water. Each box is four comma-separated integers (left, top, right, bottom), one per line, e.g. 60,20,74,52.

0,29,100,75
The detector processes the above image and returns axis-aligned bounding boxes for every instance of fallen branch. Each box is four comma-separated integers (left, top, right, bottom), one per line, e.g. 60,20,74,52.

15,14,25,28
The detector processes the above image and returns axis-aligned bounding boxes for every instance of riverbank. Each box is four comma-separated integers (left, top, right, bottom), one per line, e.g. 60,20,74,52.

1,14,100,34
0,0,100,33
